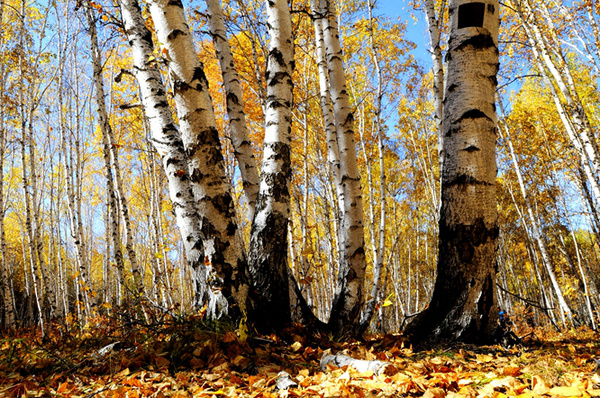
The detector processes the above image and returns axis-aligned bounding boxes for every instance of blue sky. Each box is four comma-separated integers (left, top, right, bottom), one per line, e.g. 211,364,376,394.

376,0,430,65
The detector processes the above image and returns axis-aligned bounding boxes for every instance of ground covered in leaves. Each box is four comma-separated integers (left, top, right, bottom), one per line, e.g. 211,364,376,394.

2,313,600,397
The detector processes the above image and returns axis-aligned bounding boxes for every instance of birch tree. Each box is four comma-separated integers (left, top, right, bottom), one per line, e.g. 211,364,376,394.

319,0,367,333
146,0,249,316
0,0,15,330
407,0,500,344
246,0,296,332
206,0,260,221
512,0,600,220
84,1,129,303
498,103,573,327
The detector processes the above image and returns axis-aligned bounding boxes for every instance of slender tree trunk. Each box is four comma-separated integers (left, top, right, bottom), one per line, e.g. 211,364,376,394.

57,21,93,319
359,0,387,332
406,0,500,344
0,0,15,329
497,113,573,326
86,4,144,300
515,0,600,216
320,0,367,332
84,1,127,304
206,0,260,220
424,0,446,166
311,0,343,311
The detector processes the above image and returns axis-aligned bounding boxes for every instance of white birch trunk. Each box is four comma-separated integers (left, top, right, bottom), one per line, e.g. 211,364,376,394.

424,0,446,166
0,0,15,329
134,0,249,315
108,135,145,297
320,0,367,331
311,0,343,292
246,0,295,331
359,0,386,332
515,0,600,213
84,2,127,302
119,0,207,310
85,5,144,299
57,19,93,318
206,0,260,220
407,0,500,344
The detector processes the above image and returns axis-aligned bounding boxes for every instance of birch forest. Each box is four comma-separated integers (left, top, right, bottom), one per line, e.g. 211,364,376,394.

1,0,600,345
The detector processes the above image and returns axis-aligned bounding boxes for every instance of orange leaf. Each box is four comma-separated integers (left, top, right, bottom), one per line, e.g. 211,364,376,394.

57,381,69,393
502,366,522,377
123,377,142,387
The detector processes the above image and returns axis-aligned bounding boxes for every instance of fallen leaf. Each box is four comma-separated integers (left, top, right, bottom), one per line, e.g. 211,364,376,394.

549,385,583,397
423,387,446,398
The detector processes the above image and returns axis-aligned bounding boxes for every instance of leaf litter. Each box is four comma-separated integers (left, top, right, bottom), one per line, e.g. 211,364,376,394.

2,316,600,397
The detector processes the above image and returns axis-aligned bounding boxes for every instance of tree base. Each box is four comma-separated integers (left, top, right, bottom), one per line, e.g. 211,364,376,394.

404,305,499,349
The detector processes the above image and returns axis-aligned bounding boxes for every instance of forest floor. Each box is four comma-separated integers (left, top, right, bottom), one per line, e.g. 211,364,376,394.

2,312,600,397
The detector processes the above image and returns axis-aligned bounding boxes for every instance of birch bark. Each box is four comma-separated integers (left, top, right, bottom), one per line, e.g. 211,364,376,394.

206,0,260,220
84,6,145,299
144,0,249,315
0,0,15,329
359,0,386,333
406,0,500,344
57,17,93,318
320,0,367,332
84,2,127,302
424,0,446,165
246,0,295,332
515,0,600,215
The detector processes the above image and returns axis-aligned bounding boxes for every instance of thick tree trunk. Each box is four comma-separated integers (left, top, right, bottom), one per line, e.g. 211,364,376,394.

119,0,207,313
147,0,249,317
206,0,260,221
406,0,500,345
320,0,367,332
246,0,295,332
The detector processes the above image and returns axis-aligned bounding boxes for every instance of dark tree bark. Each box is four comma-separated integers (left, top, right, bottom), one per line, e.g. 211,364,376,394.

405,0,500,345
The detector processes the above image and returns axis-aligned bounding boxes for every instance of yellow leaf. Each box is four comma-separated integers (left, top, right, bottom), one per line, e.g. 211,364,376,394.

548,386,583,397
291,341,302,352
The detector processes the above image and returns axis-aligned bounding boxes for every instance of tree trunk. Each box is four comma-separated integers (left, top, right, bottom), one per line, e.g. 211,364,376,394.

126,0,249,317
245,0,295,332
359,0,387,333
515,0,600,217
0,0,15,329
206,0,260,221
497,110,573,327
84,1,127,304
424,0,446,166
57,20,93,319
320,0,367,333
406,0,500,345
